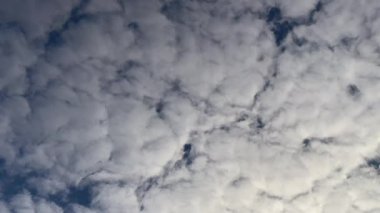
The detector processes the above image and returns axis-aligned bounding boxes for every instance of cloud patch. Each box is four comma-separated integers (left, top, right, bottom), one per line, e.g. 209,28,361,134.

1,0,380,212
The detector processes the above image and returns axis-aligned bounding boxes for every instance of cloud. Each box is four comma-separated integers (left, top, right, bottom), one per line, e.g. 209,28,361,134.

1,0,380,212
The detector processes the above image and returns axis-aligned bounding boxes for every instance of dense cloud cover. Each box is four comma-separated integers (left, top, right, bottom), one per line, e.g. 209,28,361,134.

1,0,380,212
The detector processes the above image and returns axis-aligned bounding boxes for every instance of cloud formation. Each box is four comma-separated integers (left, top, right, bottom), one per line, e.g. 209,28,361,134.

1,0,380,212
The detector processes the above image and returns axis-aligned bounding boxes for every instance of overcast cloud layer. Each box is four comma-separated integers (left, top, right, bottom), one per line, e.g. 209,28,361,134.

1,0,380,212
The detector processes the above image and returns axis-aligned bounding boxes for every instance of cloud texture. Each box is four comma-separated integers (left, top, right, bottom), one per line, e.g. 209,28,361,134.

1,0,380,212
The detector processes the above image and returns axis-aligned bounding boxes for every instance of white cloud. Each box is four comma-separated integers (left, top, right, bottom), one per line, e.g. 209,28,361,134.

0,0,380,212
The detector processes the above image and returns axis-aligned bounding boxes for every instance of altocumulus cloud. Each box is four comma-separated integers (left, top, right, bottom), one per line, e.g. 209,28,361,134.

0,0,380,212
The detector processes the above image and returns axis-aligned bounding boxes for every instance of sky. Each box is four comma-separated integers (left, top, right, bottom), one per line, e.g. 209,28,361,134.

0,0,380,212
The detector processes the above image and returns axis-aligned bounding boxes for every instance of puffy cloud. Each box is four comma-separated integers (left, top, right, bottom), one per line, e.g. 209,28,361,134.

1,0,380,212
0,0,79,39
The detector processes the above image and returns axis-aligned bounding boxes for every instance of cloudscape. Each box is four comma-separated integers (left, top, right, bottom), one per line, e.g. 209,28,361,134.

1,0,380,212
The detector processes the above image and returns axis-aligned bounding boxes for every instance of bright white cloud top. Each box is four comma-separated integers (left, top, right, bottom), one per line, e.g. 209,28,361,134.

0,0,380,212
